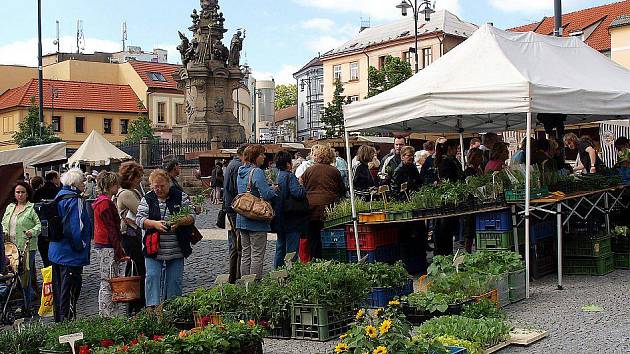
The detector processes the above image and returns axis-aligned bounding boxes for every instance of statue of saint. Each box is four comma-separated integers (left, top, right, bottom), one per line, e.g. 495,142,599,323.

228,30,244,67
177,31,191,66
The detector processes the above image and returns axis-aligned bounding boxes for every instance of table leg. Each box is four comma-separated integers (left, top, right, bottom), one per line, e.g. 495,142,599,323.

512,205,519,253
557,203,563,290
604,192,610,235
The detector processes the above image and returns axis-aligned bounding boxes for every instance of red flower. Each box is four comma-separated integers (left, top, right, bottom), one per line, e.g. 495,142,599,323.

100,339,115,348
79,345,90,354
130,339,139,346
201,316,211,327
116,345,129,353
152,335,164,341
259,320,269,329
247,319,256,328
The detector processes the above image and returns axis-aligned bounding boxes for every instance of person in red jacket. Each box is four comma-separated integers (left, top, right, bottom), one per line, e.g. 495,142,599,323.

93,171,128,317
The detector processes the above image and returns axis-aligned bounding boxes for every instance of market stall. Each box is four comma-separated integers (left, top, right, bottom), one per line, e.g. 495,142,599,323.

67,130,132,167
343,24,630,297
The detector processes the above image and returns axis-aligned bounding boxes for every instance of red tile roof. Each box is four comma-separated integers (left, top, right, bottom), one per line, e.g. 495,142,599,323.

274,105,297,123
508,0,630,52
127,60,182,92
0,79,145,113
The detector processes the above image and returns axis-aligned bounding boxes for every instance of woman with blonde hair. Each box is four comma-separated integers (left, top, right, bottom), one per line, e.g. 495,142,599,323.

353,145,377,193
93,171,128,317
302,146,346,259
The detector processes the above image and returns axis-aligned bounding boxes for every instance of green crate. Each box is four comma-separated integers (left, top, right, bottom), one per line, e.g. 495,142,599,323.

614,253,630,269
563,236,611,258
509,285,526,303
505,186,549,202
291,304,354,341
321,248,348,262
476,231,519,250
563,254,614,276
508,268,526,288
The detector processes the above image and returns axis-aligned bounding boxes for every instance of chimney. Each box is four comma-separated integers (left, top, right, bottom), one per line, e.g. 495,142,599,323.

360,17,371,32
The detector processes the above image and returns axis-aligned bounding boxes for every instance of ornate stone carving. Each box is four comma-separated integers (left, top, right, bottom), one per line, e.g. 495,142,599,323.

212,40,229,64
214,97,225,113
228,30,244,67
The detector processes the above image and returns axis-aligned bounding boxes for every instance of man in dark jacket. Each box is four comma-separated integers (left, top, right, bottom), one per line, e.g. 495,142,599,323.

378,137,405,185
34,171,61,267
223,143,248,283
164,159,183,192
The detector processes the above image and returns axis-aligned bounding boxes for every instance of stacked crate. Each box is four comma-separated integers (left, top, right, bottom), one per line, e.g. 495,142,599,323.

613,234,630,269
346,224,400,263
563,232,614,276
475,212,515,250
320,228,348,262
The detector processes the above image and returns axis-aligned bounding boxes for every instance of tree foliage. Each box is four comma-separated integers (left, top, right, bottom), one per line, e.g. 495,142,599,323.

13,97,61,148
125,101,156,143
274,84,298,110
320,79,349,138
367,55,413,98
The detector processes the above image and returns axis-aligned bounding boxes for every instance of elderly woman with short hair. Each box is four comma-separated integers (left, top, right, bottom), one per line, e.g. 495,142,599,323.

302,146,347,259
137,169,194,306
49,167,92,322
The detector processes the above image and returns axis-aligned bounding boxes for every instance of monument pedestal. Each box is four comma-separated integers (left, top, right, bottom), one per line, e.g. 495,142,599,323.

181,121,245,142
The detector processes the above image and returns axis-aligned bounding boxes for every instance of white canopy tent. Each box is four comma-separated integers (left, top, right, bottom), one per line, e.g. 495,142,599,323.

68,130,132,166
0,142,67,168
343,24,630,296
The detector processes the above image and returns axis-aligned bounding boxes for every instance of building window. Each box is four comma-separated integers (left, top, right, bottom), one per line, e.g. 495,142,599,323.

403,51,412,64
349,96,359,103
148,72,167,82
175,103,186,125
422,47,433,68
300,103,305,120
349,62,359,81
120,119,129,134
52,116,61,132
75,117,84,133
104,118,112,134
333,65,342,81
379,56,386,69
157,102,166,123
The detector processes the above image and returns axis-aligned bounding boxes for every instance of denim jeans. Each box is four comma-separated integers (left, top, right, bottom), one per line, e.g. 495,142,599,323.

274,231,300,268
144,257,184,306
23,250,37,310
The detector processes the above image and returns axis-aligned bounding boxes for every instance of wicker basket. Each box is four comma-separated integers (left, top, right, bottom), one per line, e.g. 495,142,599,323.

108,260,141,303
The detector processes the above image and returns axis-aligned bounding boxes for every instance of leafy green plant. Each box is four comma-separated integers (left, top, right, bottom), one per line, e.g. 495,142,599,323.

167,205,194,226
403,291,461,314
0,321,48,354
433,335,483,354
428,272,494,299
361,262,410,289
461,299,506,320
612,226,629,238
418,315,512,349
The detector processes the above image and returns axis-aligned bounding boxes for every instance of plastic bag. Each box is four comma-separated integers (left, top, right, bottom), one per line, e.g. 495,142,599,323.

38,266,54,317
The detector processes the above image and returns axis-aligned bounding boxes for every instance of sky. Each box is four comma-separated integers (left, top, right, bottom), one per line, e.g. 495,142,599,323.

0,0,618,84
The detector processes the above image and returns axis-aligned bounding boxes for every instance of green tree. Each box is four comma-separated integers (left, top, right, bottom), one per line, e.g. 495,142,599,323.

320,79,349,138
12,97,61,148
274,84,298,110
125,101,156,143
367,55,413,98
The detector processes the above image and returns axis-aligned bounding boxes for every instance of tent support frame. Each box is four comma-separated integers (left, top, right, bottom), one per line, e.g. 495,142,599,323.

344,130,362,262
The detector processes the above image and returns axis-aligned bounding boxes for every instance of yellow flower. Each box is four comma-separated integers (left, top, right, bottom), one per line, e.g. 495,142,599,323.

374,308,383,316
365,325,377,339
373,346,388,354
356,309,365,320
379,319,392,334
388,300,400,306
335,342,349,353
339,333,348,340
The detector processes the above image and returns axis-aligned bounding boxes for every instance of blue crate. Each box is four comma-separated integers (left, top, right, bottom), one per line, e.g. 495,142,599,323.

366,279,413,308
532,220,555,242
476,211,512,231
447,347,467,354
321,228,347,249
347,244,401,263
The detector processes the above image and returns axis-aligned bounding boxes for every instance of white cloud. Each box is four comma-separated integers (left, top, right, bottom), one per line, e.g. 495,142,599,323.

253,64,301,85
0,36,121,66
488,0,586,13
435,0,462,15
301,18,336,32
307,35,348,54
294,0,402,20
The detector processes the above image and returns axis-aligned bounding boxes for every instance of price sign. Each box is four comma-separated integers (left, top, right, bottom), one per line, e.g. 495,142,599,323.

59,332,83,354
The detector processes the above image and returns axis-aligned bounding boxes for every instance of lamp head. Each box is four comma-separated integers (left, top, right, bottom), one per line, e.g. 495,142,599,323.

396,1,412,16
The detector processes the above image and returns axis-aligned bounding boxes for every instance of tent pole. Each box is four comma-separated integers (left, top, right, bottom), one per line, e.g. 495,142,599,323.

525,112,532,299
459,132,465,171
344,130,361,262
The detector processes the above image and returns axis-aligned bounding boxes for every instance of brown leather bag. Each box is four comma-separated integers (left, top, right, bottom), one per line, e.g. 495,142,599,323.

231,168,275,222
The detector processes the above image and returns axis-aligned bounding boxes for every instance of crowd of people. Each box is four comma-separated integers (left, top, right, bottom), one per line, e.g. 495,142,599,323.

0,131,627,322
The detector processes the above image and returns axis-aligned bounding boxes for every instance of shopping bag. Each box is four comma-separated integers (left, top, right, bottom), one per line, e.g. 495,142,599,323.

298,237,311,263
38,266,54,317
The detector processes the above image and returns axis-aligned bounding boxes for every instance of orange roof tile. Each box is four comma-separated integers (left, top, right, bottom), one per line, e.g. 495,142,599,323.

0,79,145,113
508,0,630,52
127,60,182,92
275,105,297,123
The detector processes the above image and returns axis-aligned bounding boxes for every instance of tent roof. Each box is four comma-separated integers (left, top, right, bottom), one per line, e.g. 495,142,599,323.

68,130,132,166
343,24,630,134
0,142,67,167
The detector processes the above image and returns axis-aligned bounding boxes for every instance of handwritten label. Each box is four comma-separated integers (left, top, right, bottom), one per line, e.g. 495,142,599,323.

59,332,83,354
214,274,230,285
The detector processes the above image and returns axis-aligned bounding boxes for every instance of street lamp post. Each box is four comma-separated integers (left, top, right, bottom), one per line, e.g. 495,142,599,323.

37,0,44,136
396,0,435,74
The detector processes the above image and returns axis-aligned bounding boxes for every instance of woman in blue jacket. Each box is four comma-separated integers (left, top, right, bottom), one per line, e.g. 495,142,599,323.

236,145,277,280
271,151,306,268
49,168,92,323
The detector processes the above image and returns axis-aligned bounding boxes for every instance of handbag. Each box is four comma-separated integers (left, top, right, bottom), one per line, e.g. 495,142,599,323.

283,175,309,216
231,168,275,222
216,208,227,229
190,226,203,245
143,230,160,257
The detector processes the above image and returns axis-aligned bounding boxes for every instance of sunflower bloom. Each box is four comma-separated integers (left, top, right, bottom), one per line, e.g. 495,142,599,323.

335,343,349,353
373,346,388,354
356,309,365,320
379,319,392,334
365,325,377,339
388,300,400,306
339,334,347,340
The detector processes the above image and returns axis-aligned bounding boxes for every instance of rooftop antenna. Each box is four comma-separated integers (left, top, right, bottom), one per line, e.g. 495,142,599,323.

360,17,371,32
53,20,60,53
122,21,128,52
76,19,85,53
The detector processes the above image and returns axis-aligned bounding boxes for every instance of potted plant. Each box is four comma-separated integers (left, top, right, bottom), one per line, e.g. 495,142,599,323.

362,262,413,308
417,315,512,352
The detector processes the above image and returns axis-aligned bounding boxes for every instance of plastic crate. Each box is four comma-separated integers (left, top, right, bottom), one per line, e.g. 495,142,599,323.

563,254,614,276
476,231,518,250
321,248,348,262
612,237,630,253
505,186,549,201
614,252,630,269
290,304,354,341
321,228,347,249
346,224,399,251
518,238,557,279
347,244,401,263
509,285,526,303
446,347,467,354
563,235,611,258
264,314,292,339
475,211,512,231
366,279,413,308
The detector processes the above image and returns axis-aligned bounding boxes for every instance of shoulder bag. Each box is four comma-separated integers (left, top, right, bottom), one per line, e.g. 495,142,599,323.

283,175,309,216
231,168,275,222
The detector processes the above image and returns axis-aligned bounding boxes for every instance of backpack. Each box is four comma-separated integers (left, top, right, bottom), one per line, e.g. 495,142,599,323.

35,193,79,242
